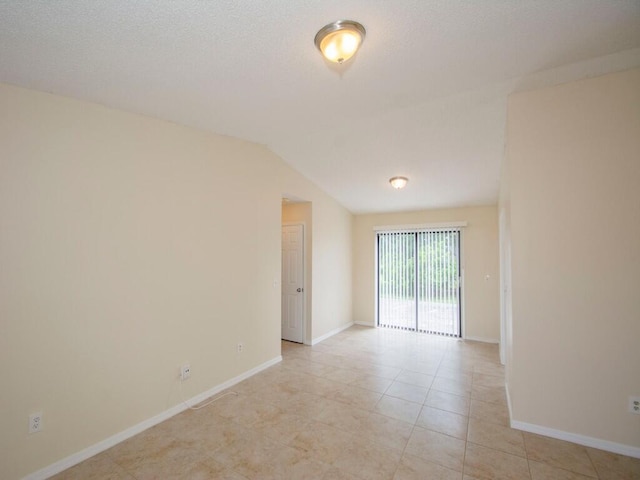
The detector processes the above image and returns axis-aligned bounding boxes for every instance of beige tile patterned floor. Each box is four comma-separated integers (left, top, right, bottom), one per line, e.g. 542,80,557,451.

51,326,640,479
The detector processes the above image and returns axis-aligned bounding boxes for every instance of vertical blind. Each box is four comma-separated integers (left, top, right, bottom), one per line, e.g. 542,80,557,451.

377,229,461,337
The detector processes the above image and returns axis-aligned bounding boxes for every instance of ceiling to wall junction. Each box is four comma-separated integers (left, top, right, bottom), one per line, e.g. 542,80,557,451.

1,1,639,213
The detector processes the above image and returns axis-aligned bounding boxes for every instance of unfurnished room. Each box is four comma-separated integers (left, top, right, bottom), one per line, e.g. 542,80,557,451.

1,1,639,479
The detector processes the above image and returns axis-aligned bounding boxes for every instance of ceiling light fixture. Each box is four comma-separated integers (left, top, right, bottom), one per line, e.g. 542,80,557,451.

389,176,408,189
314,20,366,64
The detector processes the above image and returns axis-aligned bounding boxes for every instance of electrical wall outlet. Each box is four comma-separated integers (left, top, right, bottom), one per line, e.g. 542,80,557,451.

630,396,640,415
29,412,43,434
237,342,244,353
180,364,191,381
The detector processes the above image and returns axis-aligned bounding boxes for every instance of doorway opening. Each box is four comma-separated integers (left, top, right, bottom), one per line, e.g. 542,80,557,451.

281,223,304,343
282,197,311,344
376,228,462,337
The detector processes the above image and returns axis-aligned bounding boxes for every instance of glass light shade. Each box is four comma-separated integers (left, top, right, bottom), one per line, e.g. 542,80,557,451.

315,21,365,64
389,176,409,189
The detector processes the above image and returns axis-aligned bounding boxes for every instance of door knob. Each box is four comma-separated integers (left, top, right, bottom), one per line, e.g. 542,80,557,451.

297,288,303,292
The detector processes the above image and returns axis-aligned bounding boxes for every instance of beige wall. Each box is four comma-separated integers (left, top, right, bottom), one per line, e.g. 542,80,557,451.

352,207,500,342
503,68,640,450
0,83,352,479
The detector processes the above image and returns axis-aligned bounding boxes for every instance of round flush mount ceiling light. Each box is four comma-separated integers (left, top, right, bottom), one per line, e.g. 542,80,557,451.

389,176,409,189
314,20,366,64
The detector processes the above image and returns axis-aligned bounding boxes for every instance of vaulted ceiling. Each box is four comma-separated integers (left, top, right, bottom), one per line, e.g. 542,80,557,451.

2,1,640,213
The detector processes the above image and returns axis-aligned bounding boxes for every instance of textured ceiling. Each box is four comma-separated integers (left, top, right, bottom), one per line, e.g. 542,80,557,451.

2,1,640,213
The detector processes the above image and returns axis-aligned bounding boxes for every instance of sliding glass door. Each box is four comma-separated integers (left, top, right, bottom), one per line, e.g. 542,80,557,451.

377,229,461,337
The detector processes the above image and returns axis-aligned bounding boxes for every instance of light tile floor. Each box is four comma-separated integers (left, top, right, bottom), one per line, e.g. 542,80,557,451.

51,326,640,479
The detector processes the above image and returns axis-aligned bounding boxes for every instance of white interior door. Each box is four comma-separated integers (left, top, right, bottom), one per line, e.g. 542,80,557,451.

282,224,304,343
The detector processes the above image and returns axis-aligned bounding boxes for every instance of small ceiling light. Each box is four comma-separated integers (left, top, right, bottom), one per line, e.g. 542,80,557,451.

314,20,366,64
389,176,409,189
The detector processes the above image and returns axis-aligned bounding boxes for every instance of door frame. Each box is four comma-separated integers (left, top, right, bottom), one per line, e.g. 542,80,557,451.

282,221,306,344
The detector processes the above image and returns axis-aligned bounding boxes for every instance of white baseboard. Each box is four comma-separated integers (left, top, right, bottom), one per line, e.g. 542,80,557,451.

24,355,282,480
311,322,354,345
464,335,499,344
507,382,639,458
510,419,640,459
354,321,375,327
